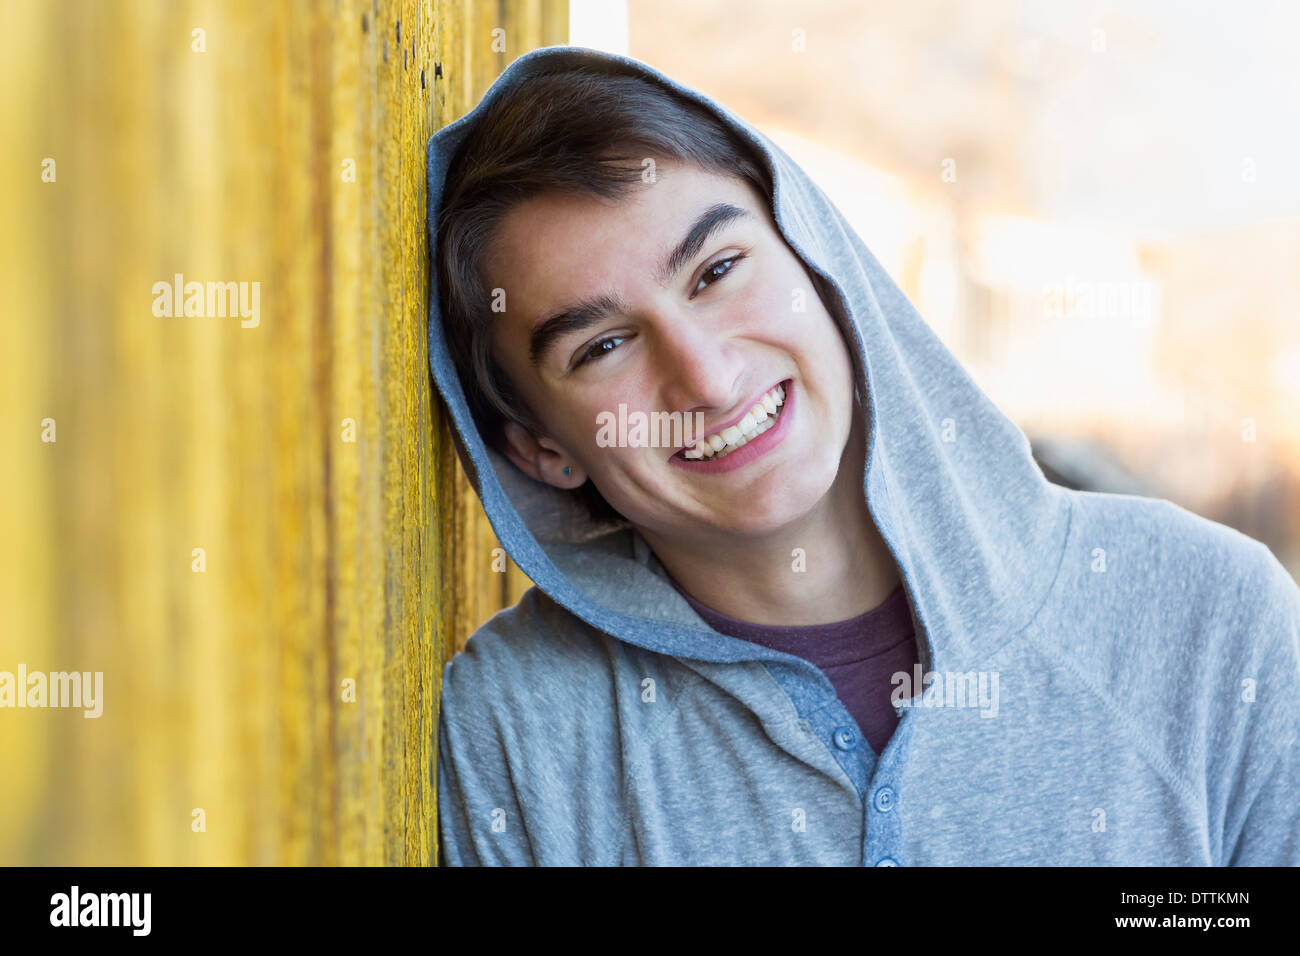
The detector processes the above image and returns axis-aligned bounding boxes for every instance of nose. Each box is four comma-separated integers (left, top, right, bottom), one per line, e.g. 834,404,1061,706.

649,306,746,415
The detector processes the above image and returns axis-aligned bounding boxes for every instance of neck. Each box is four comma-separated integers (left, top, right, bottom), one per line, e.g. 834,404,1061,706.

642,400,900,627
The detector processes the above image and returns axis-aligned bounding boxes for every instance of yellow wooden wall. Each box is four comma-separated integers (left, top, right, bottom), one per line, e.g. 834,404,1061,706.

0,0,560,867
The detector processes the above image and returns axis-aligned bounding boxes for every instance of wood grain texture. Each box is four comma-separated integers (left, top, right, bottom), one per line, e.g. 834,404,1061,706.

0,0,562,866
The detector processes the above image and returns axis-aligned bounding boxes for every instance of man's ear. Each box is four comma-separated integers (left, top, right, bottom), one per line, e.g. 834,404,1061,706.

499,421,588,489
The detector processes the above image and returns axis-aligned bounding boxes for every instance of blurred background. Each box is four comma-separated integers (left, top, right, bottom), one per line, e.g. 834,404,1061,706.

1,0,1295,866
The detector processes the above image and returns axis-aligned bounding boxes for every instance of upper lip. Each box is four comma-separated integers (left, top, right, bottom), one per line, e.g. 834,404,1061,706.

677,379,788,456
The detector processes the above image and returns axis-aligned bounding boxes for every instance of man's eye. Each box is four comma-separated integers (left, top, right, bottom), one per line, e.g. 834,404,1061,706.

575,334,629,368
692,252,748,297
572,254,748,369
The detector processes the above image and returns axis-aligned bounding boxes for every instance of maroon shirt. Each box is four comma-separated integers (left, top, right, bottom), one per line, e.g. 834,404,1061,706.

667,576,919,756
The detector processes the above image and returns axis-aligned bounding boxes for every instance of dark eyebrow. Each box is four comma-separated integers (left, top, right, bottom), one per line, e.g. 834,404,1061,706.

528,202,754,368
654,202,753,286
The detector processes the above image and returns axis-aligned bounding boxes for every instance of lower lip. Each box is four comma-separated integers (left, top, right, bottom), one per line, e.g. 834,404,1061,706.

669,379,795,474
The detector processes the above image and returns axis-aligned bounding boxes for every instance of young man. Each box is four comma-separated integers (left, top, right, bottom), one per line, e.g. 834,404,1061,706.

427,46,1300,866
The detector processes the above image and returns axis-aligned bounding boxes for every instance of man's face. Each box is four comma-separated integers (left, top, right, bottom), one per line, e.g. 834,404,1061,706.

483,157,861,541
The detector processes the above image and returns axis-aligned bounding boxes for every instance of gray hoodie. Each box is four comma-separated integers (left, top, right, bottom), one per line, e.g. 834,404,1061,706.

426,46,1300,865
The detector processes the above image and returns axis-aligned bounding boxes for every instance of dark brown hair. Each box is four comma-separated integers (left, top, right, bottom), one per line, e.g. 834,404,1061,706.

436,62,773,523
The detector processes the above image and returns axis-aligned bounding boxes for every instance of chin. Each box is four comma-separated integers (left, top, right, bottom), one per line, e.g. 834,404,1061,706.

724,466,836,536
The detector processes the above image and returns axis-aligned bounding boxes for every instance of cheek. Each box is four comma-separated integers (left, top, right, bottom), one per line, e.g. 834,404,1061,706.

752,273,804,323
748,256,828,333
566,401,607,456
570,401,651,471
795,304,857,405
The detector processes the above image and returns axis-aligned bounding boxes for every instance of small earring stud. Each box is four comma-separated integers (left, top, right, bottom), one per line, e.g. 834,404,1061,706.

563,466,572,476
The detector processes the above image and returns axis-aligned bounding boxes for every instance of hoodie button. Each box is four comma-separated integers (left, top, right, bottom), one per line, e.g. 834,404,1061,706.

832,727,857,750
876,857,899,867
874,786,895,812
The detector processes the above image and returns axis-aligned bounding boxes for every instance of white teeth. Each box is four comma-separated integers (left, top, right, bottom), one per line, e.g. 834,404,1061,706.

680,382,789,460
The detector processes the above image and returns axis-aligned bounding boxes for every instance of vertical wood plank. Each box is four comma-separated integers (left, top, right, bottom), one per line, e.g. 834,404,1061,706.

0,0,563,867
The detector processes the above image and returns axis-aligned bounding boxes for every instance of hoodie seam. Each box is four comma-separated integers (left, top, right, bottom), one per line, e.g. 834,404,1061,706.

977,494,1206,815
976,488,1075,663
613,665,711,861
1226,729,1299,865
1019,630,1204,813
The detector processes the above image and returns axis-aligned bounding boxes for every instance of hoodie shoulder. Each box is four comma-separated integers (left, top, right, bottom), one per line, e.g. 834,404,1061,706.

1218,527,1300,864
439,585,630,748
1039,489,1300,863
450,585,605,676
437,585,688,865
1058,488,1300,704
1065,488,1292,602
437,587,617,865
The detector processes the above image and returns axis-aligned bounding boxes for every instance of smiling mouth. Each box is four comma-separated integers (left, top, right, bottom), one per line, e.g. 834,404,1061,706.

675,379,790,462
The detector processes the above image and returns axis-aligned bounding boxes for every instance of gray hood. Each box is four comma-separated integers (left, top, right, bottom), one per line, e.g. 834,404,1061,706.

425,45,1072,673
